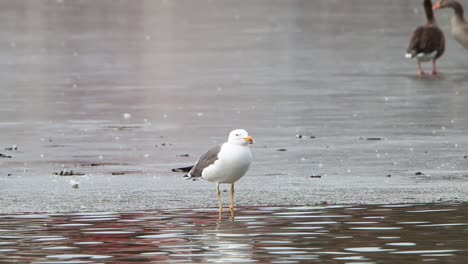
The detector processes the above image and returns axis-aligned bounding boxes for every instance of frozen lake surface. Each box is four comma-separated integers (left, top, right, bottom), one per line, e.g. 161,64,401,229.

2,0,468,213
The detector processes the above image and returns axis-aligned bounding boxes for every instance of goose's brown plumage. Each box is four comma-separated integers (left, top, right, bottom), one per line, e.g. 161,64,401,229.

406,0,445,77
433,0,468,50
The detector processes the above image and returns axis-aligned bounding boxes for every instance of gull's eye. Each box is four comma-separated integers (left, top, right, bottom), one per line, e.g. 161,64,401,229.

235,133,239,136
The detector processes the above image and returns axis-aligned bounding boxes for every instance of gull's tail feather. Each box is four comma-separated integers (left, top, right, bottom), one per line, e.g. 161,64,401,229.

171,165,194,173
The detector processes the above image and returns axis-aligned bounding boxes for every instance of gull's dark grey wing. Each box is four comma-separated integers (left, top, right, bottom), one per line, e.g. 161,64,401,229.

184,145,221,180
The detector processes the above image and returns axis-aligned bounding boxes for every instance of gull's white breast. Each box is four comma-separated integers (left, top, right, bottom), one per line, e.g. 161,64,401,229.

201,143,253,184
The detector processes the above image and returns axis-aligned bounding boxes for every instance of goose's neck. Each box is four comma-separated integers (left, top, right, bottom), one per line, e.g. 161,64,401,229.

424,0,436,23
452,1,465,22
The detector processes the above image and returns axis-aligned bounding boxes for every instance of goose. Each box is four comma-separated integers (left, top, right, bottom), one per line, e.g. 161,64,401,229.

406,0,445,77
433,0,468,50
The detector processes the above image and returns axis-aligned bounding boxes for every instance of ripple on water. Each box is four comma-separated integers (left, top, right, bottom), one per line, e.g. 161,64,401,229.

286,206,330,210
42,246,77,250
258,240,293,244
235,216,269,221
293,221,338,225
0,214,50,219
334,255,369,261
0,249,17,253
46,254,113,260
117,219,144,223
417,223,468,227
140,252,169,256
209,258,257,263
73,241,103,245
216,233,260,238
345,247,396,253
345,222,379,225
273,211,320,216
315,251,356,255
268,250,309,255
286,255,320,261
72,217,120,222
277,214,351,219
245,221,268,225
0,235,23,239
31,261,93,264
377,237,400,240
82,230,135,235
406,209,457,213
362,216,385,219
350,227,402,231
166,248,202,253
214,243,251,250
137,233,183,239
0,241,17,245
55,223,93,227
257,207,283,211
242,210,269,214
32,236,68,242
422,253,456,257
265,232,322,237
390,250,459,255
136,216,171,221
170,253,223,258
261,246,320,251
280,226,324,230
322,205,351,209
380,204,420,208
386,242,416,247
69,212,119,217
397,221,430,225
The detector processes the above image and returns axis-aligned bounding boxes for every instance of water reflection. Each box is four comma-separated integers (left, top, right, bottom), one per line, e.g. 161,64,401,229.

1,203,467,263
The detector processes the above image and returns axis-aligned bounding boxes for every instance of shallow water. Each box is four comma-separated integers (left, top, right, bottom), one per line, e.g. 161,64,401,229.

1,203,467,263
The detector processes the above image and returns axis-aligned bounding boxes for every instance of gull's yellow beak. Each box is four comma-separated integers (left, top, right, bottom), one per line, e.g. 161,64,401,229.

243,136,254,144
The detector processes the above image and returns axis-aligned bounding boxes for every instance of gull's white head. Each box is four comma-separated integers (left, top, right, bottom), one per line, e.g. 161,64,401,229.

228,129,254,146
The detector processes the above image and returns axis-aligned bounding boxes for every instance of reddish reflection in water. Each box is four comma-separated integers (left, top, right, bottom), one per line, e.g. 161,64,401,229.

0,204,467,263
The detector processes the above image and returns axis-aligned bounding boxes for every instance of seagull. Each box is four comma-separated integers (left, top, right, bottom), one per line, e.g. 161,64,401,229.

173,129,254,218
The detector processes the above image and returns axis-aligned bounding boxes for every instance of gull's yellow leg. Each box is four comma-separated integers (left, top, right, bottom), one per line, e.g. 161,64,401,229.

217,183,223,215
230,183,235,218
